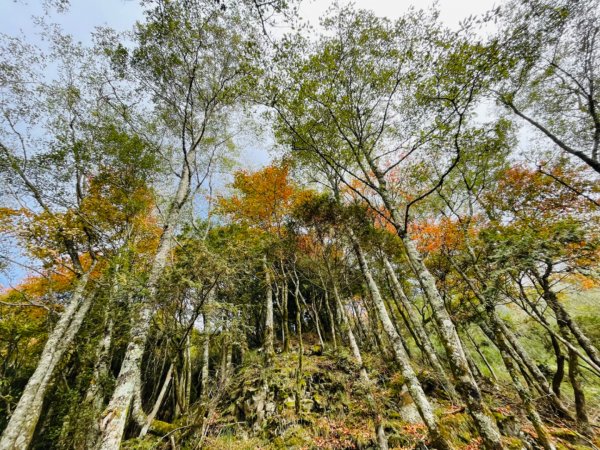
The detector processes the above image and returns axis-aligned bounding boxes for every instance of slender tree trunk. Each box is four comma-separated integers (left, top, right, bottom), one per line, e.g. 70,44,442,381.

175,338,191,417
98,136,200,448
83,314,115,448
98,214,179,449
536,269,600,369
454,261,573,420
383,257,458,400
515,280,600,376
489,320,555,450
465,331,498,383
402,238,502,450
567,350,592,436
263,255,275,361
350,297,368,346
311,302,325,349
219,335,232,386
201,316,210,400
332,280,388,449
550,335,565,398
0,265,95,450
352,236,452,450
389,287,423,358
282,279,290,353
536,278,592,430
293,274,304,416
325,290,338,349
184,336,192,412
139,364,173,438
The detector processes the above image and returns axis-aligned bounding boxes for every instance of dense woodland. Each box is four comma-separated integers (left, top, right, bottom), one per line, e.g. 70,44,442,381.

0,0,599,449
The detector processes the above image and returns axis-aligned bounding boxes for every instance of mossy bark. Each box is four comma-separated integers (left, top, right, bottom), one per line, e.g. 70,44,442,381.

0,266,95,450
352,236,452,450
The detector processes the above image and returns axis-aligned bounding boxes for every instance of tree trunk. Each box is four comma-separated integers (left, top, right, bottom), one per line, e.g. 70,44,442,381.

323,287,338,350
539,273,600,369
454,261,573,420
263,255,275,361
567,350,592,437
402,237,502,450
139,363,173,438
97,134,198,448
535,279,592,429
201,314,210,400
282,279,290,353
334,285,388,449
383,257,458,401
352,236,452,450
0,265,95,450
83,313,115,448
550,335,565,399
465,331,498,383
293,273,304,416
490,320,555,450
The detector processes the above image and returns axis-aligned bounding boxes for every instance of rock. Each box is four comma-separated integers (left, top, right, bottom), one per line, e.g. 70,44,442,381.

398,401,423,424
265,401,276,414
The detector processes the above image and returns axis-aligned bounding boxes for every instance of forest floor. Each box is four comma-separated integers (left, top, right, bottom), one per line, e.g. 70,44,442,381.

124,331,600,450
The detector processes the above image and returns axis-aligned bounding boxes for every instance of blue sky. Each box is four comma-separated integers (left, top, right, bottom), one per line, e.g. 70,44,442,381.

0,1,143,43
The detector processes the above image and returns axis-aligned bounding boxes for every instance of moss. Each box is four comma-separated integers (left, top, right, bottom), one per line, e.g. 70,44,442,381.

121,437,160,450
503,436,524,450
552,427,579,442
310,344,323,355
389,372,406,396
148,419,178,436
439,412,477,445
204,435,266,450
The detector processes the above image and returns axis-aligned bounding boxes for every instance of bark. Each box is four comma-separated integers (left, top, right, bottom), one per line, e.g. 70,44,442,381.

98,116,201,447
550,335,565,399
311,302,325,349
83,313,115,448
200,316,210,400
402,238,502,450
464,332,498,383
490,321,555,450
465,348,484,381
535,278,593,430
454,261,572,419
323,288,338,350
175,337,192,417
567,350,592,437
97,301,151,450
515,280,600,375
282,279,290,353
0,265,95,450
263,255,275,361
331,273,388,450
98,216,178,448
538,272,600,369
332,282,365,378
183,336,192,412
218,335,232,386
293,273,304,416
139,363,173,438
352,236,452,450
383,257,458,400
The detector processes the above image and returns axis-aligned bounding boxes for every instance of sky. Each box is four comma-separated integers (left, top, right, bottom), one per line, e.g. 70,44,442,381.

0,0,500,288
0,0,500,45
